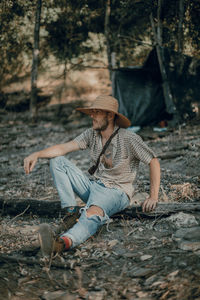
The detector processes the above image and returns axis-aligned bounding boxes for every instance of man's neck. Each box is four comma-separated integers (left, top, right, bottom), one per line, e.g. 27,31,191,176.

100,124,115,140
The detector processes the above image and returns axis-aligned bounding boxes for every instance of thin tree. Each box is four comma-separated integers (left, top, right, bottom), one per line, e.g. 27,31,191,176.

30,0,42,120
150,3,176,117
104,0,112,79
177,0,185,75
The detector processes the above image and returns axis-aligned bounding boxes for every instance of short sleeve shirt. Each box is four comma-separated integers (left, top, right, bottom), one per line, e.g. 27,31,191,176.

74,127,156,200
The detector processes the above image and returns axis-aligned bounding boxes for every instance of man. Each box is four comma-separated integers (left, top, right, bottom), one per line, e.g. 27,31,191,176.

24,95,160,253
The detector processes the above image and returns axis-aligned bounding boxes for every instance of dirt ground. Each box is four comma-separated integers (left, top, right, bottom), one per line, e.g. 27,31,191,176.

0,105,200,300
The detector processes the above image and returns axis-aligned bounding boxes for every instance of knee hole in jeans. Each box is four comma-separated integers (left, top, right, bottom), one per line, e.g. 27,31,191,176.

86,205,104,218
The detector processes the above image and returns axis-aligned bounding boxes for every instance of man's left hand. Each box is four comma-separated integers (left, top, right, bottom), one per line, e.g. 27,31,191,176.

142,197,158,212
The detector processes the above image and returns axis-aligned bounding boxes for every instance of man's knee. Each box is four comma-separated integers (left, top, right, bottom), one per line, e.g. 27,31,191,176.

50,156,68,170
86,205,104,217
50,156,61,168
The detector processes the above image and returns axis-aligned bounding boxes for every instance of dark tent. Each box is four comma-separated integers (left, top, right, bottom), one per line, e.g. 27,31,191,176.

112,48,200,126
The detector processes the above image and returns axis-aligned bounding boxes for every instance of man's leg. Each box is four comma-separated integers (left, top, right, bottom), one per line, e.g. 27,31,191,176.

54,205,104,252
50,156,91,208
57,181,129,251
38,156,92,253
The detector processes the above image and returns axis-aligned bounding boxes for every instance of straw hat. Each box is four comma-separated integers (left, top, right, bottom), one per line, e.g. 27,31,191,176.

76,95,131,128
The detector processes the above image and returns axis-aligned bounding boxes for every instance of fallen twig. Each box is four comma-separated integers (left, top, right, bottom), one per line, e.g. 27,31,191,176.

0,253,75,270
7,205,30,224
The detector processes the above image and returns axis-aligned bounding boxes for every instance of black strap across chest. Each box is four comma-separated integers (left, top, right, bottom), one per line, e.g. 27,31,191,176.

88,127,120,175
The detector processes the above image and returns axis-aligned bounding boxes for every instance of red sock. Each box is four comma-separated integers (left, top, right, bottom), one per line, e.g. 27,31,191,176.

60,236,71,250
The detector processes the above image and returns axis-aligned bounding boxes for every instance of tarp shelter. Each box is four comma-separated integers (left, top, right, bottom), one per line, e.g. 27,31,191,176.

112,48,200,126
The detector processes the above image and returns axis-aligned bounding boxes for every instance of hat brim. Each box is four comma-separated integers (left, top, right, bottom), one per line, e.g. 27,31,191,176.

76,107,131,128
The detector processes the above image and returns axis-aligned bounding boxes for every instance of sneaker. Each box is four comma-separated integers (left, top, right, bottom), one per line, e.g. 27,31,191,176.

38,224,67,255
53,237,65,254
38,223,55,256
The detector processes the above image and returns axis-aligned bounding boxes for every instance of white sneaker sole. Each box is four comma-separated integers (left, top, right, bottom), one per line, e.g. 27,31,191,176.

38,223,54,257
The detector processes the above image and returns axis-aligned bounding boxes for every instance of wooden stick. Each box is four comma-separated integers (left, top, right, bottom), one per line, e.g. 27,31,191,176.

7,205,30,224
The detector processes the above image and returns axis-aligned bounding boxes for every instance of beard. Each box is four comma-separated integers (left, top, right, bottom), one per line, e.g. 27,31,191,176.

94,116,109,132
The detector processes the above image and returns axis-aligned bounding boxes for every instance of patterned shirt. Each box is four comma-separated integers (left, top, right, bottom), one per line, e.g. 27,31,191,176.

74,126,156,200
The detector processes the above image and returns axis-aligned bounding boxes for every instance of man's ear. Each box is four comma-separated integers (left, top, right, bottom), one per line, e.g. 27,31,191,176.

107,111,115,121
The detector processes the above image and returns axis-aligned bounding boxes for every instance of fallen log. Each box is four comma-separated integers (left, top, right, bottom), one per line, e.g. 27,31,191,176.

0,197,61,217
158,150,186,160
0,197,200,218
120,201,200,218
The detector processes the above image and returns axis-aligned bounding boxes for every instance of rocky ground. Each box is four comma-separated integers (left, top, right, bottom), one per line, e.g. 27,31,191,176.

0,104,200,300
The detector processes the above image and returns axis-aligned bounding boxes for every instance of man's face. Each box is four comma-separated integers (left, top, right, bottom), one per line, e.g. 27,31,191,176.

89,109,109,131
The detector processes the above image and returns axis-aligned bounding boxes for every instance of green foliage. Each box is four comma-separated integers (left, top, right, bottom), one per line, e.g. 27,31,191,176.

44,0,106,64
0,0,33,90
104,0,155,66
187,0,200,52
1,0,200,93
45,12,88,62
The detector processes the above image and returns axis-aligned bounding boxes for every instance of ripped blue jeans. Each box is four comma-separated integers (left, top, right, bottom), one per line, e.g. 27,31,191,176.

50,156,129,247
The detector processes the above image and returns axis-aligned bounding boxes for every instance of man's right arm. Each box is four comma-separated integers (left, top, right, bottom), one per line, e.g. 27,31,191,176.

24,140,80,174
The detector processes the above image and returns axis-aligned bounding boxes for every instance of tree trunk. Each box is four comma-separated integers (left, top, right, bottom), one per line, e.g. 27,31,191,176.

157,0,163,46
104,0,112,79
57,59,67,116
30,0,42,120
178,0,184,53
150,13,176,116
177,0,185,75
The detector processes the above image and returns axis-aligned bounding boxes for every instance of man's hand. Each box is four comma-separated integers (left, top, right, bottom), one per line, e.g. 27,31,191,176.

143,158,160,213
142,197,158,212
24,152,39,174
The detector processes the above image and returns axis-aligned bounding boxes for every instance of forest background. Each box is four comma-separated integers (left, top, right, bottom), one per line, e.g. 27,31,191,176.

0,0,200,122
0,2,200,299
